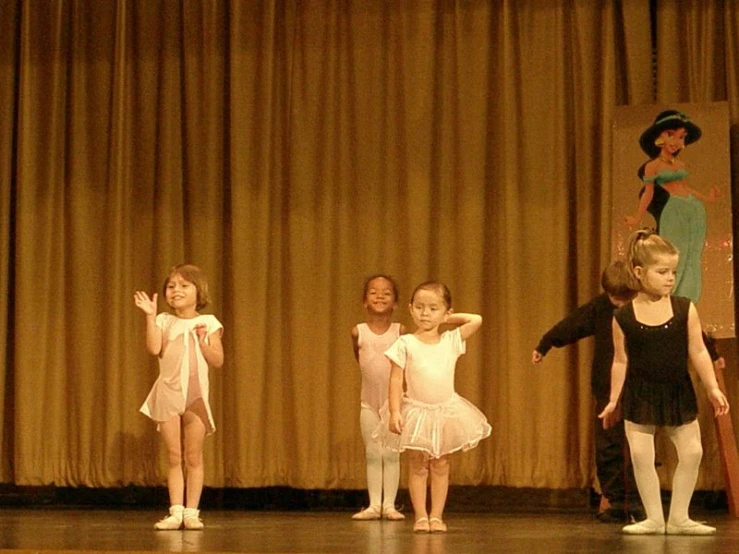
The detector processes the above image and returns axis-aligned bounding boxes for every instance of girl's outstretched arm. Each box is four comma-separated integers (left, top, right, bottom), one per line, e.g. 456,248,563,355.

446,313,482,341
133,291,162,356
598,319,627,428
687,303,729,416
388,363,404,434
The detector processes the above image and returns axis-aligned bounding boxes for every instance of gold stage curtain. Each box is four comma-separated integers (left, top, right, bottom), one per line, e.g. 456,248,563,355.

0,0,737,492
637,0,739,492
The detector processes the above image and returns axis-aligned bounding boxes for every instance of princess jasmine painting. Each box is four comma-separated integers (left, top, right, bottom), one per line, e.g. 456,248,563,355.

612,103,734,339
624,110,721,303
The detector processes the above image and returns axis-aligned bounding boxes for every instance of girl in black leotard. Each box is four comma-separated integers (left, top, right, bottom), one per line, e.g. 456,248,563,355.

598,229,728,536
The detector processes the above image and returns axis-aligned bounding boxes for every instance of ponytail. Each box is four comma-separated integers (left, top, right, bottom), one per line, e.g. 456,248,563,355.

625,229,679,286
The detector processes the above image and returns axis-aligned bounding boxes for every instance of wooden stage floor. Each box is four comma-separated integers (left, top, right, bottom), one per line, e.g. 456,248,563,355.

0,509,738,554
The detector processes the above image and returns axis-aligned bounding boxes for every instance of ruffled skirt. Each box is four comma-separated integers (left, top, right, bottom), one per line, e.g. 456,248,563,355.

373,393,491,459
622,374,698,426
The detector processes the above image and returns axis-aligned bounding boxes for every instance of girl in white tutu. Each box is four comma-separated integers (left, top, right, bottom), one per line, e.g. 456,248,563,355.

377,281,491,533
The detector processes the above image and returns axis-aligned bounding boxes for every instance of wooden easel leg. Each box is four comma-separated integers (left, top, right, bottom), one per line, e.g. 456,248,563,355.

714,364,739,517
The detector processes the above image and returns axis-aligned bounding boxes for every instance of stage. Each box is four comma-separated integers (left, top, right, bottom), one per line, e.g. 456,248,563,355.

0,508,737,554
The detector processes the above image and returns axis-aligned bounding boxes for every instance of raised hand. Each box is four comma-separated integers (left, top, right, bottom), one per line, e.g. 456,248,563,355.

133,291,158,316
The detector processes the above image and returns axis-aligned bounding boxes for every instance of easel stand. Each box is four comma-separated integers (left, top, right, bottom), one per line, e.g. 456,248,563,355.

714,364,739,516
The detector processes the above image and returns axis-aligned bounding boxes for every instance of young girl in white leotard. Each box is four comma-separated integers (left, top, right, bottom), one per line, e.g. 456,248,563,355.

377,281,491,533
134,264,224,530
351,275,406,521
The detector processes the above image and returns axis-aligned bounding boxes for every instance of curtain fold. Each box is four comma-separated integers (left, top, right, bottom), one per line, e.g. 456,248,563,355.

655,0,728,103
0,0,20,486
1,0,737,492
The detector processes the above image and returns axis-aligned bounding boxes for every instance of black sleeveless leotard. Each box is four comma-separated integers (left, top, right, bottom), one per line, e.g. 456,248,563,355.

615,296,697,426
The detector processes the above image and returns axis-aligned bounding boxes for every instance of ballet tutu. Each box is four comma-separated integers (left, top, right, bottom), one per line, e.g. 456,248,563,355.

622,374,698,426
373,393,491,459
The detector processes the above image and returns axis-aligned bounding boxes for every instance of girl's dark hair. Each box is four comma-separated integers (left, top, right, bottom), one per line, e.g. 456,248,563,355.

362,274,399,301
163,264,210,310
638,110,701,158
410,281,452,309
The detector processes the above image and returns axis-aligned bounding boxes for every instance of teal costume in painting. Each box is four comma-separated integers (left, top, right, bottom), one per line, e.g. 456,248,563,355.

641,168,706,303
637,111,705,304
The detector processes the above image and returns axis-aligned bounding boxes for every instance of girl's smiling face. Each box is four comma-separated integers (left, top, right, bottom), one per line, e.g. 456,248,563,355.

165,273,198,315
364,277,397,315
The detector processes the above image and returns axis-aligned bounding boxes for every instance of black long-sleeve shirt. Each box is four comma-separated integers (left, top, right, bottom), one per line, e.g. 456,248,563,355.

535,293,720,402
535,294,616,400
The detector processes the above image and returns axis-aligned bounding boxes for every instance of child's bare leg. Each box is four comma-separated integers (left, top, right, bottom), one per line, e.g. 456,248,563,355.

159,417,184,506
183,402,207,509
429,455,450,531
408,450,429,520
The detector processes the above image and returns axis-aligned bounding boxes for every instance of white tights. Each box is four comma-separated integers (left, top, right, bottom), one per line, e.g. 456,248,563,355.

360,405,400,511
625,419,703,525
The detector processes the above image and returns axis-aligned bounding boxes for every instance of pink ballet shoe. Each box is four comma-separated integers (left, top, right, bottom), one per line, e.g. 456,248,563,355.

429,517,447,533
666,520,716,535
352,506,382,520
183,507,204,530
413,517,430,533
622,519,665,535
154,505,184,530
383,508,405,521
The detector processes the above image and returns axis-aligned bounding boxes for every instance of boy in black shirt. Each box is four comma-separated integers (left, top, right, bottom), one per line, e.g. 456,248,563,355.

533,260,723,522
532,261,640,522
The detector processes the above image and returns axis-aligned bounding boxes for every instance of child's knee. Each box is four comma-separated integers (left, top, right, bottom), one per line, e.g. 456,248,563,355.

365,445,383,465
630,454,655,473
430,457,450,475
382,449,399,465
409,454,429,477
184,449,204,470
679,443,703,467
166,448,183,468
